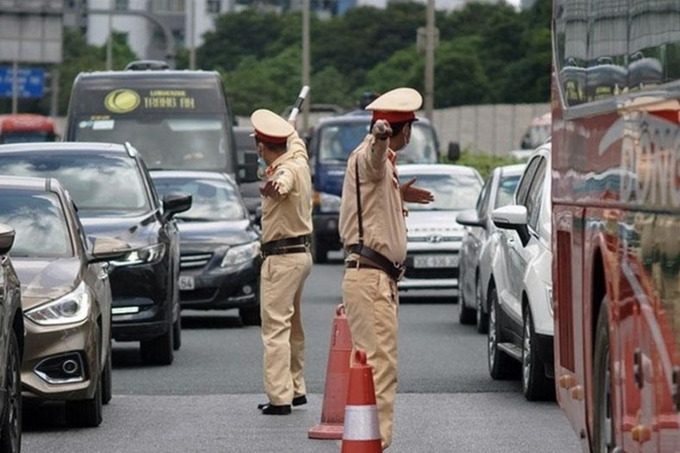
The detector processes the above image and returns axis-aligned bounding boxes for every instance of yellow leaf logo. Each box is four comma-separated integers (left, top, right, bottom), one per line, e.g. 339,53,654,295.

104,89,140,113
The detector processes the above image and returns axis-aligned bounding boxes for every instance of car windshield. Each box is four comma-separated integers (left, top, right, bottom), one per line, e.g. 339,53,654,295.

0,153,150,211
317,122,437,164
153,176,246,221
0,191,72,257
400,172,481,211
494,174,521,208
73,115,229,171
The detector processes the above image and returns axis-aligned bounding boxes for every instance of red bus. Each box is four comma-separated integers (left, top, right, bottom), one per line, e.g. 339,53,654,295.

552,0,680,451
0,114,57,144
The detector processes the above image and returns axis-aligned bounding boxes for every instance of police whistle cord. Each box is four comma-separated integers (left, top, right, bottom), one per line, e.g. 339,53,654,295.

287,85,310,122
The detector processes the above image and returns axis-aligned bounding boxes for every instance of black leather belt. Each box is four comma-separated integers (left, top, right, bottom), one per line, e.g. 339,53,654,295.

261,235,310,258
261,245,308,258
346,244,405,281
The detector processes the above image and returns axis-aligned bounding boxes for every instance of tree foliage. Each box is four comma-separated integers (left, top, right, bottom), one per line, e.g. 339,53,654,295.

1,0,551,116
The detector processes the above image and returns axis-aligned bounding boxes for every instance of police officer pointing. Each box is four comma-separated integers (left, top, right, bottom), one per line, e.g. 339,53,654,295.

251,109,313,415
339,87,433,449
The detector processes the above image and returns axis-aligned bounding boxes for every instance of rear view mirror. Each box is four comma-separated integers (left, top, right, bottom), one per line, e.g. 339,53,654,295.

447,142,460,162
89,236,133,263
240,152,259,183
0,224,15,255
492,205,530,246
456,209,485,229
163,192,192,220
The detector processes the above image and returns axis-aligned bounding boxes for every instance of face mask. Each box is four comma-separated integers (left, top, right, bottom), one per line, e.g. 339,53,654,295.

257,156,268,171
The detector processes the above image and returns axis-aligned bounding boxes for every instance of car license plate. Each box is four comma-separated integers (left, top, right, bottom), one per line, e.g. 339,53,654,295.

179,276,195,291
413,254,458,268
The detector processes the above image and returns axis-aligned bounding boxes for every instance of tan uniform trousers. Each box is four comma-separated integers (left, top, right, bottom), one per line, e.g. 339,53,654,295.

260,251,313,405
342,267,399,450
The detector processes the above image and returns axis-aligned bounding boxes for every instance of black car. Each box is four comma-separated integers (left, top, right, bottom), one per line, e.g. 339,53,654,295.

150,171,261,325
0,142,191,366
0,224,23,452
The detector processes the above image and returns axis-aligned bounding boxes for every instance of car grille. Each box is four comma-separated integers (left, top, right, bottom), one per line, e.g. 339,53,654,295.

180,287,218,302
180,252,213,270
405,267,459,280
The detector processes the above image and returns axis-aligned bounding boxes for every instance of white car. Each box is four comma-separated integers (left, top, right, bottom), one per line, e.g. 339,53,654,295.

486,143,554,401
397,164,483,293
456,163,525,332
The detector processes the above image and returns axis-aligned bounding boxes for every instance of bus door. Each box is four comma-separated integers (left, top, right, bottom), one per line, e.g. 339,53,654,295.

554,203,587,448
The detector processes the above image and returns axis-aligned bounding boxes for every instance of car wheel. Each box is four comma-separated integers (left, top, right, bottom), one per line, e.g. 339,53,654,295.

458,284,476,325
172,315,182,351
475,277,489,334
65,376,103,427
0,329,21,453
522,309,554,401
140,325,174,366
592,297,617,452
101,345,112,405
240,305,261,326
487,287,519,380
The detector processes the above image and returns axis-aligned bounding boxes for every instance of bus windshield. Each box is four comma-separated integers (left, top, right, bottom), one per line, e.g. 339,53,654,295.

73,114,229,171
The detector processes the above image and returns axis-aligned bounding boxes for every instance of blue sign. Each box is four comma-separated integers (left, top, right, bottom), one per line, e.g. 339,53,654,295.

0,67,45,99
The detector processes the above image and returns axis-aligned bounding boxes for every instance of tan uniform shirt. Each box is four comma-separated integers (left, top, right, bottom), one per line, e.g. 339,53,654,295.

339,134,407,264
260,132,313,243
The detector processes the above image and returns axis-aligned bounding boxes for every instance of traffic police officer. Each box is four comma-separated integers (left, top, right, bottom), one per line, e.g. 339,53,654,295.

251,109,313,415
338,87,434,448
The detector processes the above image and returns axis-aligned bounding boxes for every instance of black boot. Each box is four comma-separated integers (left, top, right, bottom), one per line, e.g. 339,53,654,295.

259,403,291,415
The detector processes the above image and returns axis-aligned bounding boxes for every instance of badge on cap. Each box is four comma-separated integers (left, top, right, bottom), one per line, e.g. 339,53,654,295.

250,109,294,144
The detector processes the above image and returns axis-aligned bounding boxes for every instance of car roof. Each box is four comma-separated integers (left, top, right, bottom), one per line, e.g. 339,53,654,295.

0,142,140,161
0,141,131,155
150,170,232,182
397,163,481,177
75,70,220,82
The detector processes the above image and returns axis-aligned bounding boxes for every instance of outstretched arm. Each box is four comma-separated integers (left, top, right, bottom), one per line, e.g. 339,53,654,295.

400,177,434,204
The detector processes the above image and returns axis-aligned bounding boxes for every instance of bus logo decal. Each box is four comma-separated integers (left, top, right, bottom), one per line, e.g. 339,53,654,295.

104,89,141,114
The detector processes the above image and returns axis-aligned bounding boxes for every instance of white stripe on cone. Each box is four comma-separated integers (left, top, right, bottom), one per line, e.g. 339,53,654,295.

342,405,380,441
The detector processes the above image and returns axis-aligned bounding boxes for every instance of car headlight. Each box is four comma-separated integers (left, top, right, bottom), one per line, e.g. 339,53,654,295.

547,286,554,317
221,242,260,268
110,243,166,267
315,192,342,213
25,282,91,326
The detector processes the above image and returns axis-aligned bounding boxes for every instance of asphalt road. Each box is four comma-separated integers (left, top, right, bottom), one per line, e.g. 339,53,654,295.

23,255,582,453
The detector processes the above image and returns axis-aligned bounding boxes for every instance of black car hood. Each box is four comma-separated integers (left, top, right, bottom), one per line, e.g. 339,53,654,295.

79,210,158,246
11,257,81,310
177,219,255,247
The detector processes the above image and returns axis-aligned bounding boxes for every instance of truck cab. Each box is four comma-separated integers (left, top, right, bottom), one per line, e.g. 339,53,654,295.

307,111,458,263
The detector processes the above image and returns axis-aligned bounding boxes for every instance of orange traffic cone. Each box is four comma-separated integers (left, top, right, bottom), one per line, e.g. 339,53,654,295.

341,349,382,453
308,304,352,440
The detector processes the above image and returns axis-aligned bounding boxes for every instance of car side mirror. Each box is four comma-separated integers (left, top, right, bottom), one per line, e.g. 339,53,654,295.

447,142,460,162
88,236,133,263
240,151,259,183
456,209,485,229
163,192,192,221
0,224,15,255
491,205,530,246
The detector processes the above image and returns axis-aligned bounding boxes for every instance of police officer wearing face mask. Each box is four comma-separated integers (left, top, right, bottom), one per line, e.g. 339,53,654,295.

251,108,313,415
